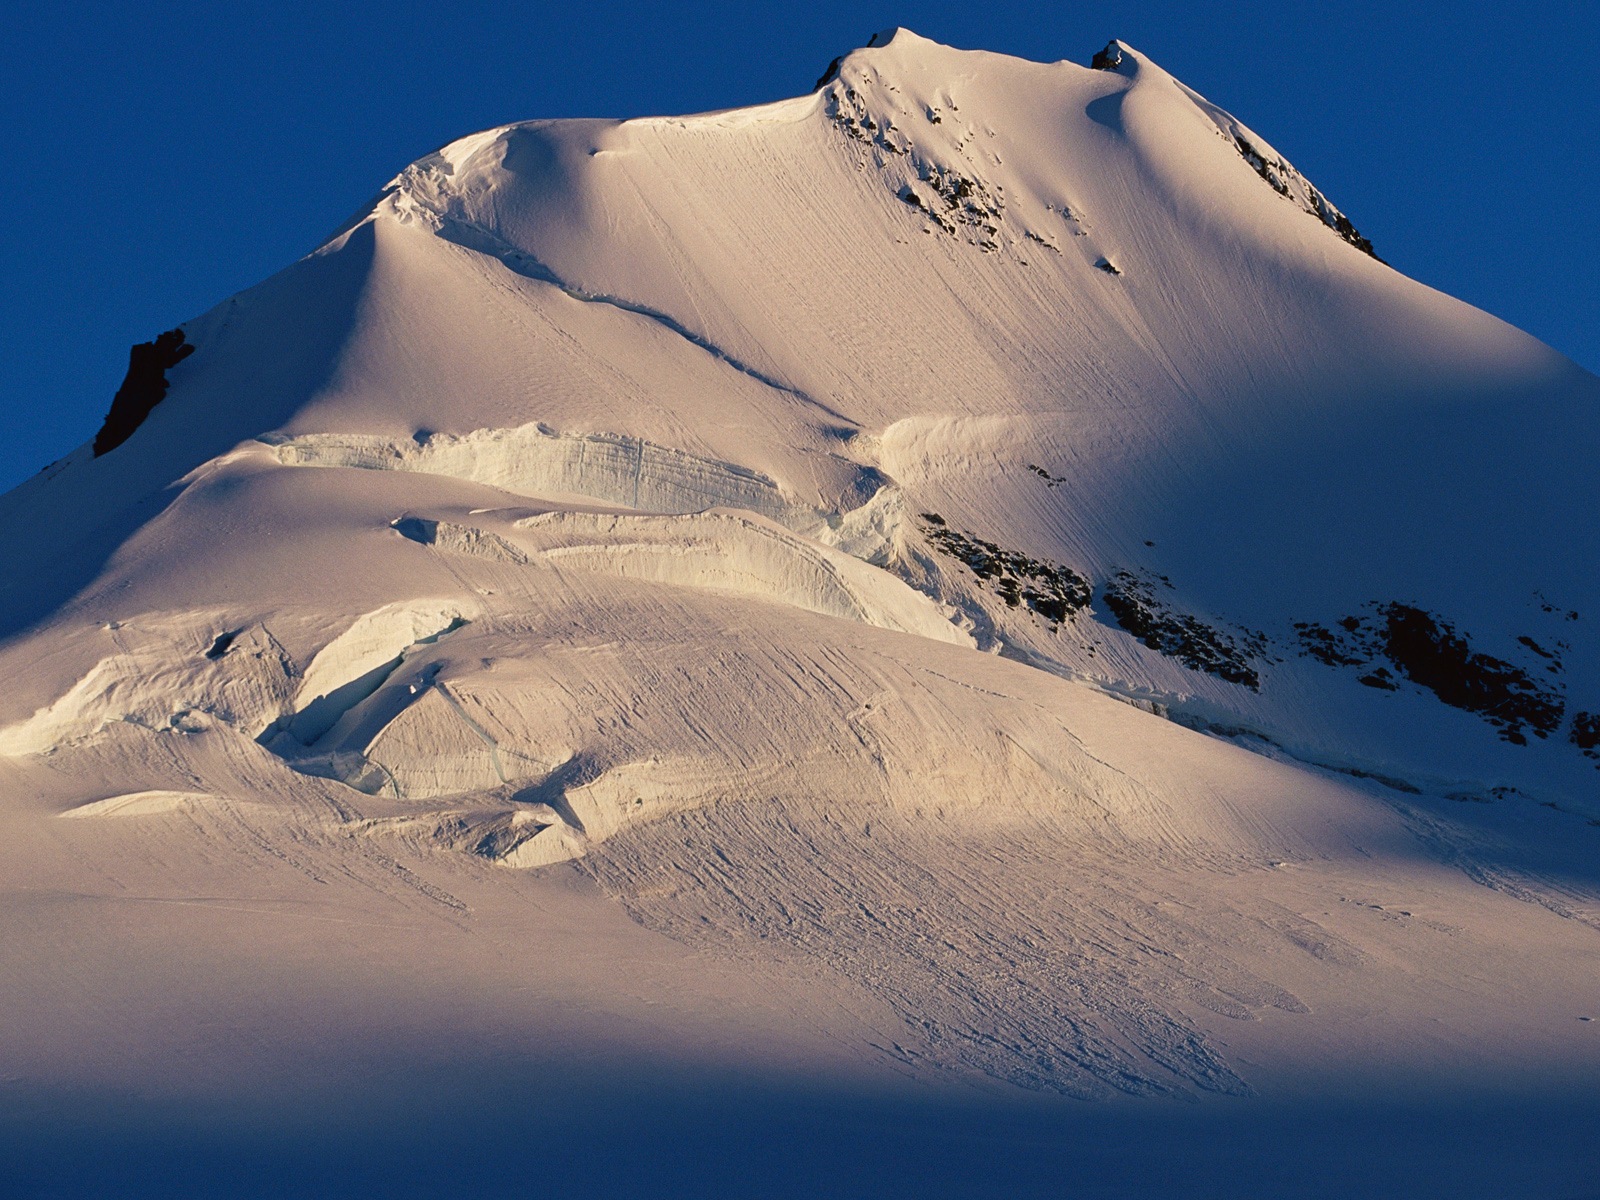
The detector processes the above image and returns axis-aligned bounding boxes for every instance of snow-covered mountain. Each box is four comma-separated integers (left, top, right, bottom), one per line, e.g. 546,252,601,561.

2,29,1596,1191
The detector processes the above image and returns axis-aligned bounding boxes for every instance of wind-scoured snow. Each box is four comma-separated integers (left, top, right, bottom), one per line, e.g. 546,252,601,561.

59,789,218,819
268,423,860,529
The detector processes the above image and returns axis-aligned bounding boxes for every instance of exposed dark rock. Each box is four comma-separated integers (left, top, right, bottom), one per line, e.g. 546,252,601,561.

93,329,195,456
1094,257,1121,275
1231,134,1382,261
911,162,1005,247
919,514,1092,625
1323,209,1381,260
1295,604,1572,744
1026,464,1065,488
1535,593,1580,621
1234,135,1290,197
1101,572,1262,689
1357,667,1398,691
822,78,1006,253
1293,621,1367,667
205,631,238,660
1517,635,1558,662
812,55,843,91
392,516,440,545
1372,603,1563,743
1090,43,1124,71
1571,711,1600,760
824,84,909,156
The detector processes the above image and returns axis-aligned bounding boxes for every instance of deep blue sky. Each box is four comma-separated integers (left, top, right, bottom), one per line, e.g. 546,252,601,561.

5,1,1595,493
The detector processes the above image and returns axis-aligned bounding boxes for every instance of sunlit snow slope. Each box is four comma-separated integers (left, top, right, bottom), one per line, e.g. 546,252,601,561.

2,29,1597,1117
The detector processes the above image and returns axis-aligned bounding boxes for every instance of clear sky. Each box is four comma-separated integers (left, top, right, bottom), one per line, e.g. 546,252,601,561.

4,0,1595,493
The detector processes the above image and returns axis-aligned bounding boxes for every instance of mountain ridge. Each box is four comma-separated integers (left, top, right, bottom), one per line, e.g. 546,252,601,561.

1,32,1597,1143
15,28,1594,804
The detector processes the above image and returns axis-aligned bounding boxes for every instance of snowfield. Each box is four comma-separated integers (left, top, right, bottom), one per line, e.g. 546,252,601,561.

1,29,1597,1197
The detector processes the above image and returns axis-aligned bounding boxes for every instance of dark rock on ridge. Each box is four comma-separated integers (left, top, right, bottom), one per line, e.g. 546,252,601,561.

812,55,843,91
93,329,195,457
1231,133,1383,261
1090,42,1125,71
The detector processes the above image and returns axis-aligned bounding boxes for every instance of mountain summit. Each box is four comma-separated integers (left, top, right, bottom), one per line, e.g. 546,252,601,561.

2,31,1596,1152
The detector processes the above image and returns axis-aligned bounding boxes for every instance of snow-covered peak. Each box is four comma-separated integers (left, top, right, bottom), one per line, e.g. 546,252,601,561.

866,26,916,50
813,26,940,90
4,32,1600,1146
4,25,1597,820
1090,39,1134,73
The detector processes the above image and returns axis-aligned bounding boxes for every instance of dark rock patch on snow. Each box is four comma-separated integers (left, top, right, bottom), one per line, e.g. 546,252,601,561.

1293,622,1366,667
1357,666,1399,691
392,516,440,545
1518,634,1558,660
1370,603,1562,743
821,74,1009,254
906,162,1005,249
920,514,1091,625
93,329,195,457
1231,134,1382,261
825,84,910,155
1570,711,1600,761
204,631,239,660
1102,572,1263,689
1535,593,1580,621
1090,42,1125,71
1304,604,1564,743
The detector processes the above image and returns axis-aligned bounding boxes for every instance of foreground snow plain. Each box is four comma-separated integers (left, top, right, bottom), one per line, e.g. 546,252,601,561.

2,29,1597,1197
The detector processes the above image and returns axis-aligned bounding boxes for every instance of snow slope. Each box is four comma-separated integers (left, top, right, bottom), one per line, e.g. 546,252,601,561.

1,29,1597,1194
